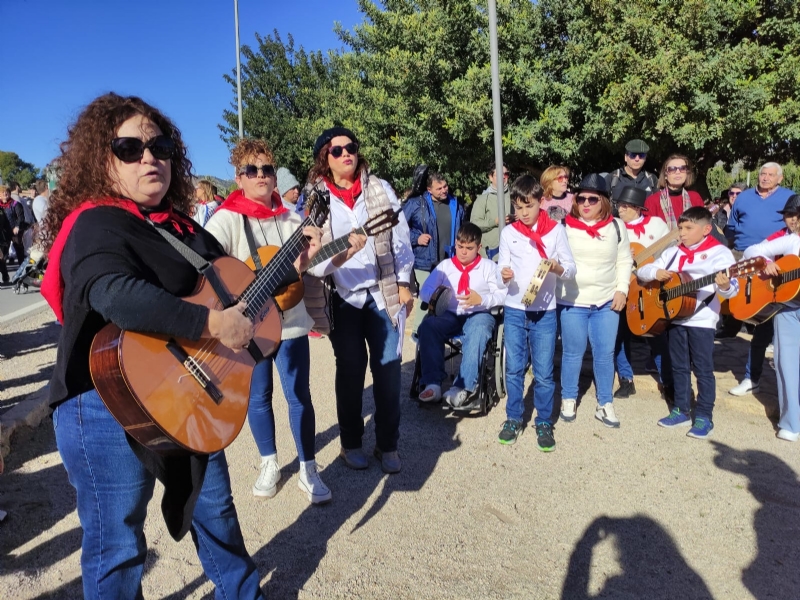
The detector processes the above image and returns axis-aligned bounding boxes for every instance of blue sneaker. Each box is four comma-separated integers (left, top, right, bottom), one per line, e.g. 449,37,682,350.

658,408,691,428
687,417,714,439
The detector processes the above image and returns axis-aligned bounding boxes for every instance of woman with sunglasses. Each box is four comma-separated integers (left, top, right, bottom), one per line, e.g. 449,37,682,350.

305,126,414,474
204,139,331,505
643,154,703,229
539,165,574,221
39,93,263,599
557,174,633,428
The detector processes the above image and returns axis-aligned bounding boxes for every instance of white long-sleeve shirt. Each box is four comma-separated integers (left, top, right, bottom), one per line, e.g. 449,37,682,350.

743,233,800,311
498,223,576,311
638,238,739,329
419,257,506,315
624,215,670,249
307,179,413,310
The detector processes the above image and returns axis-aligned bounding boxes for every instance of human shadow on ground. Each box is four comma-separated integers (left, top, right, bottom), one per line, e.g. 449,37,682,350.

168,356,461,599
561,515,713,599
0,321,60,358
712,441,800,599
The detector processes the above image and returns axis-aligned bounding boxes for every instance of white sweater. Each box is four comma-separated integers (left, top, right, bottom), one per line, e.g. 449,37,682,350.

498,223,576,311
743,233,800,311
557,218,633,307
419,257,506,315
204,208,314,340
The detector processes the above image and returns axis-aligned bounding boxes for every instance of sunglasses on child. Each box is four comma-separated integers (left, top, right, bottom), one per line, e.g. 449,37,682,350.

329,142,359,158
111,135,175,163
576,195,601,205
239,164,276,179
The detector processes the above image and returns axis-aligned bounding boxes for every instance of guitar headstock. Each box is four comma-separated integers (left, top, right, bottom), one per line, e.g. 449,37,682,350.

731,257,767,278
304,188,331,228
362,208,401,236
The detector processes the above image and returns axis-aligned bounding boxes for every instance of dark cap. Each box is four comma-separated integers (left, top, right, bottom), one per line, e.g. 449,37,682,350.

577,173,609,196
625,139,650,154
778,194,800,215
616,186,647,209
313,126,359,159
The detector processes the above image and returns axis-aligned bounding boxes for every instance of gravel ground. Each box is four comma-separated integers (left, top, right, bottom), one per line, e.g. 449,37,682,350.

1,311,798,599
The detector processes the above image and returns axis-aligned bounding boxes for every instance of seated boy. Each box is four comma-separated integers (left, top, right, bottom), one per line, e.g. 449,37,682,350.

417,222,507,408
498,175,576,449
637,206,739,439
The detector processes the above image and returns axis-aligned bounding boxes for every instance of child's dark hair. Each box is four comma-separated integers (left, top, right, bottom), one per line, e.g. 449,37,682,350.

456,221,482,245
678,206,712,226
510,174,544,205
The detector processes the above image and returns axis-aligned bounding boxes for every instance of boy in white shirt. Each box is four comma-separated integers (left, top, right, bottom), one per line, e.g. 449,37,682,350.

417,222,507,409
637,207,738,438
497,175,576,449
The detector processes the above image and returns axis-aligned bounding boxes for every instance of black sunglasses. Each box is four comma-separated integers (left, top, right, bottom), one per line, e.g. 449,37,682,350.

329,142,359,158
111,135,175,163
576,195,601,205
626,152,647,159
239,164,276,179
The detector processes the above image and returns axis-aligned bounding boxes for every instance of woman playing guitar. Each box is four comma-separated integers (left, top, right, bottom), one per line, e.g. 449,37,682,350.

39,94,264,599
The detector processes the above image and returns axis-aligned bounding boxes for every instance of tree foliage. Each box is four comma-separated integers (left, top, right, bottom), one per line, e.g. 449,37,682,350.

0,151,40,189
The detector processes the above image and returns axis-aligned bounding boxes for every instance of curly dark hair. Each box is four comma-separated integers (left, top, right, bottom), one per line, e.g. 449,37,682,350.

306,139,369,184
40,93,195,253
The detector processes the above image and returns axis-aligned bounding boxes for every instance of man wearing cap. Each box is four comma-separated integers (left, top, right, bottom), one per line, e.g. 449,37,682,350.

276,167,301,210
604,139,659,206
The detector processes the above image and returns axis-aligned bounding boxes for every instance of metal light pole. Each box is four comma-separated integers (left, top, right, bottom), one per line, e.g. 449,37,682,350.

488,0,505,232
234,0,244,139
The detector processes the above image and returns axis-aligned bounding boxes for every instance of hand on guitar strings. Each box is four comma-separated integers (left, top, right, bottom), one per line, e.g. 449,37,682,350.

715,271,731,292
457,289,483,308
611,291,627,312
205,301,255,351
344,231,367,260
762,261,781,277
655,269,673,282
294,226,323,273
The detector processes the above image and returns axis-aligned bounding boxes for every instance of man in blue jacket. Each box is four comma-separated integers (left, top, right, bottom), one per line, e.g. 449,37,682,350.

403,170,465,338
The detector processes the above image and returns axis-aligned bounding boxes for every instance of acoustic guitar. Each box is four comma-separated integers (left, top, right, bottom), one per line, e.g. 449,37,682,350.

244,208,400,311
90,190,332,455
629,206,718,269
627,257,765,337
729,254,800,324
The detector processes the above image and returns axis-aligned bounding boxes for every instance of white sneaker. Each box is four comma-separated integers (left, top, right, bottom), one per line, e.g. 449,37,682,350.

419,384,442,403
777,429,800,442
298,460,332,504
729,378,759,396
560,399,577,422
448,388,471,408
253,456,281,497
595,403,620,428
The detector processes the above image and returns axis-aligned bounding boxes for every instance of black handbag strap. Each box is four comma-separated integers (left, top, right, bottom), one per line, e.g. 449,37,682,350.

242,215,263,271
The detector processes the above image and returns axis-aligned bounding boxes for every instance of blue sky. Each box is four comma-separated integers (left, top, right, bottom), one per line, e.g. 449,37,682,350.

0,0,364,180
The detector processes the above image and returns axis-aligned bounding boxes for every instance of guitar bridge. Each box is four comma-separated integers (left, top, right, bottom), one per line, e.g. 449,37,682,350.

166,339,224,404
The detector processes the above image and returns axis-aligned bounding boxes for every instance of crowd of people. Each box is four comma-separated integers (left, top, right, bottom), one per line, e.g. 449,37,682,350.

28,91,800,599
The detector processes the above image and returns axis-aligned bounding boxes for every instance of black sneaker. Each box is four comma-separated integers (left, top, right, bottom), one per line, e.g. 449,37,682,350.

498,419,523,445
535,422,556,452
614,378,636,399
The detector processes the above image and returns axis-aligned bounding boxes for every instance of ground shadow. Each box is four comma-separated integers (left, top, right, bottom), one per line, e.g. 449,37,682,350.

0,321,60,359
712,441,800,599
561,515,713,599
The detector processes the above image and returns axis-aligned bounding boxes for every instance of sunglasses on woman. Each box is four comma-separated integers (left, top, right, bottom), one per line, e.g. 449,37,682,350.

111,135,175,163
556,175,569,182
329,142,359,158
728,190,741,197
239,164,276,179
576,195,601,205
666,165,688,173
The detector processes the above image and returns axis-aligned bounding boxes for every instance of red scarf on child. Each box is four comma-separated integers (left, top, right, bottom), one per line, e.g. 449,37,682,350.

451,255,481,295
220,189,288,219
767,227,789,241
324,177,363,210
625,215,651,238
511,211,558,258
676,235,722,271
565,215,614,239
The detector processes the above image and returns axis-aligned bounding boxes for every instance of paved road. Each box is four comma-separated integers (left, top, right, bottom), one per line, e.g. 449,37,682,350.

0,283,45,321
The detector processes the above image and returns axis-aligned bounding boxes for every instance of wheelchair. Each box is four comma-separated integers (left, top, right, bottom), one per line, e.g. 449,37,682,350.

409,306,505,415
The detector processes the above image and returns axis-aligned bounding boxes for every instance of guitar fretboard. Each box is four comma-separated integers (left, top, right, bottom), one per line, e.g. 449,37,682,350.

777,267,800,286
308,226,367,269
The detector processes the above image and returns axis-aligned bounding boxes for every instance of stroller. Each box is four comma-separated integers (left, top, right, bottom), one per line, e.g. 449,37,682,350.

11,255,47,294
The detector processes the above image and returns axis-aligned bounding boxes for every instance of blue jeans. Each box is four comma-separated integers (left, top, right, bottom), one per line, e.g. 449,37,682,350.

248,336,315,461
53,390,262,600
504,307,557,424
774,309,800,434
615,318,672,385
558,301,619,405
328,294,401,452
744,320,774,383
419,310,495,392
668,325,716,419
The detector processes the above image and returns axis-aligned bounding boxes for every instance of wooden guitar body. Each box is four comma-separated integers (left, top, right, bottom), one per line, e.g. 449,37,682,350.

630,242,653,267
90,255,282,455
626,272,697,336
244,245,304,311
729,255,800,324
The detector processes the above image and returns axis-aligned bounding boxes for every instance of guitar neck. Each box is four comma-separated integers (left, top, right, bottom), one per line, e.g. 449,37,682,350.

665,271,719,301
777,267,800,286
634,229,680,266
308,225,367,269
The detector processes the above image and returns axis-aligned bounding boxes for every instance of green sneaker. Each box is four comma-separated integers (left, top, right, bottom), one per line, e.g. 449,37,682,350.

498,419,523,445
535,422,556,452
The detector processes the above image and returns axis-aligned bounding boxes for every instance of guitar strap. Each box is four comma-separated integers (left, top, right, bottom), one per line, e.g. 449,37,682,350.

241,215,263,271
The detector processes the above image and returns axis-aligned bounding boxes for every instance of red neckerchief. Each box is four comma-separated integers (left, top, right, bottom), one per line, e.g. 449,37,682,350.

220,189,287,219
0,199,11,210
511,211,557,258
41,197,193,324
451,255,481,295
324,177,362,210
767,227,789,241
565,215,614,239
677,235,722,271
625,215,651,238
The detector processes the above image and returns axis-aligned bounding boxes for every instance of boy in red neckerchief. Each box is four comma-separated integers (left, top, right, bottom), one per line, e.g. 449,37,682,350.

417,222,506,409
637,207,738,438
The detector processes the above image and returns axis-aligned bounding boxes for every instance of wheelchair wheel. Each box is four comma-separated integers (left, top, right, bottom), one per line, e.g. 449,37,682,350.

494,323,506,398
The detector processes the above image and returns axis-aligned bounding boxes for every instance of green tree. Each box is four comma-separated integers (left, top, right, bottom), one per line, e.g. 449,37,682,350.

0,151,39,189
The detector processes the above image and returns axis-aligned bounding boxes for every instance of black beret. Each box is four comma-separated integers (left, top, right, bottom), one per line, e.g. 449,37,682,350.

313,127,359,159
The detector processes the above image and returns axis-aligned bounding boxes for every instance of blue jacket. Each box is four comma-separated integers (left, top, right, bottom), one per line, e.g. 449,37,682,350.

403,192,464,271
724,186,795,250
